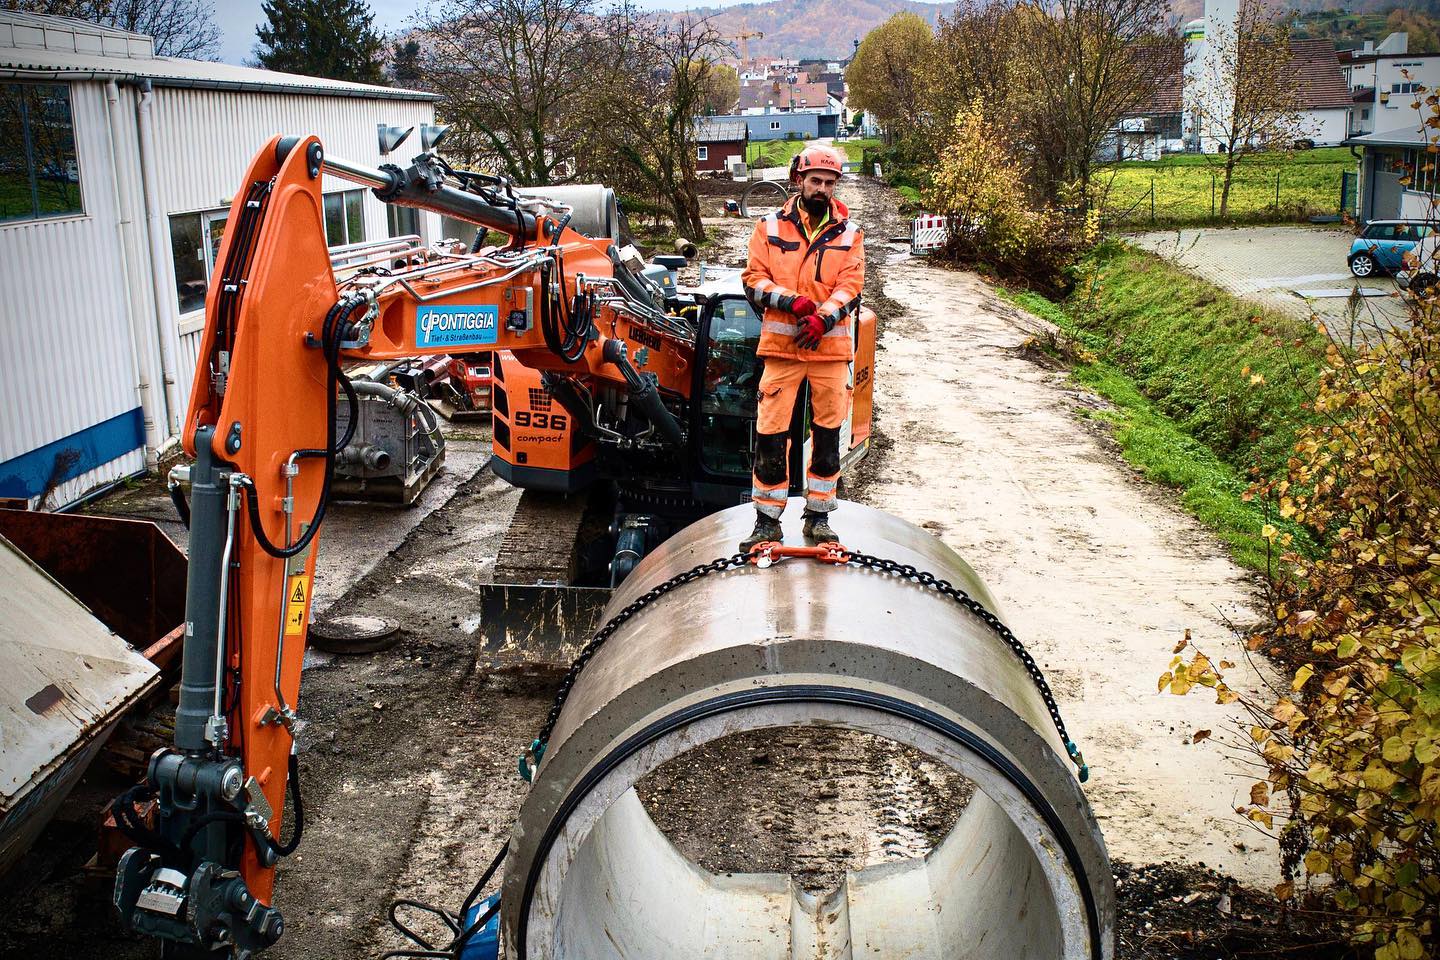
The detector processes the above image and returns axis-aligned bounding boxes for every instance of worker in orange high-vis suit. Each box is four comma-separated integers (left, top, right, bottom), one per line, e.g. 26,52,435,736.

739,144,864,550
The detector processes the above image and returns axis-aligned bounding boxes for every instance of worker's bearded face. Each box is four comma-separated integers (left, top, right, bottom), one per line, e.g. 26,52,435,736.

798,172,838,219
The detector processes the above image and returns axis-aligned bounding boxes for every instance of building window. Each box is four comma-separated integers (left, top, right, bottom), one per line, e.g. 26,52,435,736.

1392,82,1420,95
324,189,364,246
0,82,82,223
1404,148,1437,196
697,145,709,161
387,203,419,239
1362,108,1370,120
770,120,781,130
169,207,229,315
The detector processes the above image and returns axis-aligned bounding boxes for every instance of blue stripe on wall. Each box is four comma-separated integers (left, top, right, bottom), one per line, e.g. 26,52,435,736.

0,408,146,499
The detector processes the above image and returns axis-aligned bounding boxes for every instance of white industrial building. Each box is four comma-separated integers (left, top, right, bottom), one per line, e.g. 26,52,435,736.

0,11,440,509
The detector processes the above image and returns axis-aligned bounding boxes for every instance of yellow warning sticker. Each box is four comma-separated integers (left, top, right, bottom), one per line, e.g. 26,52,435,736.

284,575,310,635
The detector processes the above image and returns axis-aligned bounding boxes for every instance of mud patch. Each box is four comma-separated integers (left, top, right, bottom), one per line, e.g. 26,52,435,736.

1115,861,1353,960
638,727,973,893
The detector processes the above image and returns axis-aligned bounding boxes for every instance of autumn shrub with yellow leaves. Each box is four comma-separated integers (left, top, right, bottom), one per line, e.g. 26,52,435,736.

922,101,1098,295
1163,292,1440,958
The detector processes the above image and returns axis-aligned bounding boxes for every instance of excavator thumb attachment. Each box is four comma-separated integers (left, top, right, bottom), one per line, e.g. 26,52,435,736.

476,582,610,671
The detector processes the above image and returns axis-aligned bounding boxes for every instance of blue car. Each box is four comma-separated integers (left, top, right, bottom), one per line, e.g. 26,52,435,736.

1349,220,1431,278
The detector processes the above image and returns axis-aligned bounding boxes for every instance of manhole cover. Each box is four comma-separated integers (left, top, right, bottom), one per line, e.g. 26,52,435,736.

308,615,400,654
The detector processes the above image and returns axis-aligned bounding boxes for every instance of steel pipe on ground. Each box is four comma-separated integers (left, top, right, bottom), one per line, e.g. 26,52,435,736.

502,500,1113,959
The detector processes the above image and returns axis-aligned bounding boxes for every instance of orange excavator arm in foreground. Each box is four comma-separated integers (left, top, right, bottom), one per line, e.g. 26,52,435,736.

111,135,705,957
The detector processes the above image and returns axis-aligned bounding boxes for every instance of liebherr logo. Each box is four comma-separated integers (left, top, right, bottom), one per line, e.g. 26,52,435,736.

416,305,499,348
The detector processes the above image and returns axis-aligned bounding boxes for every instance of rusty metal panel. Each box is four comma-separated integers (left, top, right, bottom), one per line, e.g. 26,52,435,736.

0,533,159,875
0,509,186,649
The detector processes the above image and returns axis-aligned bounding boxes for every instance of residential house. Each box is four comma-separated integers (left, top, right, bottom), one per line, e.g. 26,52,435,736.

738,79,832,115
695,118,748,174
1184,0,1351,151
1104,42,1185,160
1342,36,1440,138
1288,38,1354,146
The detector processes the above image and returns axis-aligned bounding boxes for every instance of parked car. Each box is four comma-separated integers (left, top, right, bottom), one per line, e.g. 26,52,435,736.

1397,232,1440,297
1348,220,1432,278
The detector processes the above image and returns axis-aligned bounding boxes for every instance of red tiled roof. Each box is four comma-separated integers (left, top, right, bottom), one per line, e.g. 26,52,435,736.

1289,38,1352,110
738,80,832,112
1123,41,1184,117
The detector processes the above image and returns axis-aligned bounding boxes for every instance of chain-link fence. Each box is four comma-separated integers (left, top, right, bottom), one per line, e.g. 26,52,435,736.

1102,157,1351,227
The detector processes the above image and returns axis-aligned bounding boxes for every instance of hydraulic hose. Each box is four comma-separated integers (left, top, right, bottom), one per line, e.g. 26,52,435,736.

240,295,362,560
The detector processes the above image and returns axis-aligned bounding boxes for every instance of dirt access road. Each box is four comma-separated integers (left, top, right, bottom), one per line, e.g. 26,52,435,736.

1,175,1282,960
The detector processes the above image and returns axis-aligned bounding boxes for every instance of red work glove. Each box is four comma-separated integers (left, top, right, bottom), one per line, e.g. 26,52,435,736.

789,295,817,317
795,313,825,350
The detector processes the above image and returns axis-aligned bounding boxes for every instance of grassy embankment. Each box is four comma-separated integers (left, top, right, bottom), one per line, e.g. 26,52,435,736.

840,138,882,162
1004,241,1328,571
745,140,807,168
1103,147,1352,227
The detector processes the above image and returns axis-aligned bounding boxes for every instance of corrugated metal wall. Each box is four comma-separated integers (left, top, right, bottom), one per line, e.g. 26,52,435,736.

152,90,437,408
0,79,434,509
0,81,150,508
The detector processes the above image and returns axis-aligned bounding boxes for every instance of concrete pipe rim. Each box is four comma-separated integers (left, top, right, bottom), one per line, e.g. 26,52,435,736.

512,684,1107,960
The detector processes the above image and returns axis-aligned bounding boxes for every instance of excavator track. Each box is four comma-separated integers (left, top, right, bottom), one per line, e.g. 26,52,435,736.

480,489,612,670
492,489,589,586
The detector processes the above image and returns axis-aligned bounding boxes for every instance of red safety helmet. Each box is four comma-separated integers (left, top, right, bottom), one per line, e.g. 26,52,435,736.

790,145,843,181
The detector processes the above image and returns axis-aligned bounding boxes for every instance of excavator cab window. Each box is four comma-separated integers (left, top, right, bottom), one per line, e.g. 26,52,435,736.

696,294,763,477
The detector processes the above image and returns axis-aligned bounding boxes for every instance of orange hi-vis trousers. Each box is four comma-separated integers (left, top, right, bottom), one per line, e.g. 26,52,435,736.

750,357,849,519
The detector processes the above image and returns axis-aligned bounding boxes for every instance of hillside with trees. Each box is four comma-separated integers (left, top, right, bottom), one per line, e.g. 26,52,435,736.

665,0,946,60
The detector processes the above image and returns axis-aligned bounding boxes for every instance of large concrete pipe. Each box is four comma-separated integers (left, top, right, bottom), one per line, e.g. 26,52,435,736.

502,500,1113,959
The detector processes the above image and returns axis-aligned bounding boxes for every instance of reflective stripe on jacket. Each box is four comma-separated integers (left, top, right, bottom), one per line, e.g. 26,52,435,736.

741,195,865,362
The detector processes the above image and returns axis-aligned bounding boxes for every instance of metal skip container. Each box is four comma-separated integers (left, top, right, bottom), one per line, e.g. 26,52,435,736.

503,500,1114,959
0,512,181,876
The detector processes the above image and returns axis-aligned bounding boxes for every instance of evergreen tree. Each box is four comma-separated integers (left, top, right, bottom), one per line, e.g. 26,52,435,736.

254,0,385,84
391,38,422,88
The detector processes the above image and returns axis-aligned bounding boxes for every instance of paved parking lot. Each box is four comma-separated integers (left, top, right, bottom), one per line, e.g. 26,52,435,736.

1128,225,1412,334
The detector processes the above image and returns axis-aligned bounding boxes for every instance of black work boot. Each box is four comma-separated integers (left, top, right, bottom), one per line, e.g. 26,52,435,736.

802,511,838,543
740,511,784,552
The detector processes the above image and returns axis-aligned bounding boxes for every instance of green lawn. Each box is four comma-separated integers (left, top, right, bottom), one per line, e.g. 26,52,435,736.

745,139,806,168
1102,147,1352,226
839,138,881,162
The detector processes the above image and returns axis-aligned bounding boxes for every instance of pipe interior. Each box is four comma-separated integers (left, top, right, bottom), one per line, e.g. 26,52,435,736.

524,708,1090,960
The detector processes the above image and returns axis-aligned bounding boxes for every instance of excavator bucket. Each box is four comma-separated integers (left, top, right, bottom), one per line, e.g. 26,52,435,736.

475,582,610,671
475,489,612,671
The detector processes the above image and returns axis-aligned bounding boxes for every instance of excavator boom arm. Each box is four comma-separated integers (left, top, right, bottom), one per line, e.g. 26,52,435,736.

113,134,698,955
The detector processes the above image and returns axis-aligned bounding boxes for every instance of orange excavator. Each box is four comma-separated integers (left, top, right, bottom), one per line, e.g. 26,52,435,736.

110,134,875,957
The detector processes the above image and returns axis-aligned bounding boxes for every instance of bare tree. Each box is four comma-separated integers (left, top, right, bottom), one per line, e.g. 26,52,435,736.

1,0,220,59
584,7,728,240
1186,0,1302,217
925,0,1178,211
414,0,603,185
1024,0,1180,210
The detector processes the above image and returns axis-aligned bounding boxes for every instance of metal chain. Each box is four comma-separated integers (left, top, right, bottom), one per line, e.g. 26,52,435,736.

520,552,751,780
519,549,1088,783
841,551,1087,780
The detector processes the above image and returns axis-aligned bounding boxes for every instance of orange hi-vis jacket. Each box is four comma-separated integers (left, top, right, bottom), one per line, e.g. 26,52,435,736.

741,195,865,362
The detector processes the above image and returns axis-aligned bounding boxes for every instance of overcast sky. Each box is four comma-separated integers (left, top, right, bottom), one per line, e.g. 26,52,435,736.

214,0,761,65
